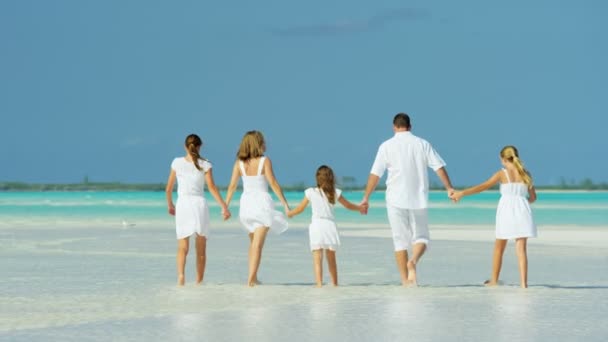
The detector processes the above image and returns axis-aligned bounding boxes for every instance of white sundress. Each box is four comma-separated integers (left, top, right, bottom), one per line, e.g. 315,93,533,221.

305,187,342,251
495,169,537,239
171,157,212,239
238,157,288,234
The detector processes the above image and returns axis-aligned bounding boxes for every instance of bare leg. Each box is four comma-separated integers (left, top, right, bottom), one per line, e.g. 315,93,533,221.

485,239,507,286
515,238,528,288
248,233,261,284
394,250,409,286
406,243,427,286
312,249,323,287
325,249,338,286
194,235,207,285
247,227,269,287
176,237,189,286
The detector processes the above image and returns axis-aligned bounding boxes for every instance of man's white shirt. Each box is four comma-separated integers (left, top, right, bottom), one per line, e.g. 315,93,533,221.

370,131,446,209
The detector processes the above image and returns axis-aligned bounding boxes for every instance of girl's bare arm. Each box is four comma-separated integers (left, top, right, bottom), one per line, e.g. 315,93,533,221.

205,168,231,220
338,195,362,212
528,185,537,204
287,197,309,218
165,169,176,215
224,161,241,207
263,157,290,210
453,171,502,201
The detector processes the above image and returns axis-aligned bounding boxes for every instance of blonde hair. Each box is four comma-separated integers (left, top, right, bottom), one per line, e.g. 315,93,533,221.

185,134,205,170
237,130,266,161
316,165,336,204
500,145,533,187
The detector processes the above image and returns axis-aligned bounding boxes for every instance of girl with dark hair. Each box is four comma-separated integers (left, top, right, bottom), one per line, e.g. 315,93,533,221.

288,165,364,287
166,134,230,286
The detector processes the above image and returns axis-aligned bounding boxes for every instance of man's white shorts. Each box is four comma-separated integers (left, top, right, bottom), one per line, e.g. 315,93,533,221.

386,206,430,252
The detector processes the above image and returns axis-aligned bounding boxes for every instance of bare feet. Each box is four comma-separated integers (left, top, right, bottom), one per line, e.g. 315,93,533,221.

406,260,418,286
177,274,185,286
484,279,498,287
247,279,262,287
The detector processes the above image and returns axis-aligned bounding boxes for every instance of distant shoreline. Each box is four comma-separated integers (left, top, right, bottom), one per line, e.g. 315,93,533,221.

1,181,607,192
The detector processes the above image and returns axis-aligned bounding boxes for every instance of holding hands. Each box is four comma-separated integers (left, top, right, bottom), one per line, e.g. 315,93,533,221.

221,204,231,220
359,198,370,215
450,190,464,203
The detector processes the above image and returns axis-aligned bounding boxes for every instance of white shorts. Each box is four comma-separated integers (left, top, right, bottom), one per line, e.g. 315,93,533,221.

386,206,430,252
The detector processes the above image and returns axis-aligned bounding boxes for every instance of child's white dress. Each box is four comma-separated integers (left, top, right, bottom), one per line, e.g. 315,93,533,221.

495,169,537,239
171,157,212,239
238,157,288,234
305,187,342,251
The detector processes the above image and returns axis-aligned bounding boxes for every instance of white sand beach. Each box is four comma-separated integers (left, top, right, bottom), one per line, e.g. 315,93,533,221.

1,221,607,341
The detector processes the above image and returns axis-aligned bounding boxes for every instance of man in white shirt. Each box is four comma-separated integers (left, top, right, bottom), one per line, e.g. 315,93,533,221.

361,113,454,286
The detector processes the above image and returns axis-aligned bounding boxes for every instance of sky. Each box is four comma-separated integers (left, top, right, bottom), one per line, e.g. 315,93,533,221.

1,0,606,187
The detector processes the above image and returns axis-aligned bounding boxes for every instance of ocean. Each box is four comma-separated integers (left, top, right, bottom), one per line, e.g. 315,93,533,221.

1,191,607,341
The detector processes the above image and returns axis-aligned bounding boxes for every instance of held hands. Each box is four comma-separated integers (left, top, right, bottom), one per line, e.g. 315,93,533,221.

221,205,231,221
359,198,369,215
448,189,464,203
283,203,291,217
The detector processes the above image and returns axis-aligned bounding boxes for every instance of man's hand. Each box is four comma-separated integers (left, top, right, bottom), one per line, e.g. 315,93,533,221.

359,198,370,215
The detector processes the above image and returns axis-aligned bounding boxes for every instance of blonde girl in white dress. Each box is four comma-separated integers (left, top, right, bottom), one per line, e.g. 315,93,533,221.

288,165,363,287
452,146,537,288
225,130,290,287
165,134,231,286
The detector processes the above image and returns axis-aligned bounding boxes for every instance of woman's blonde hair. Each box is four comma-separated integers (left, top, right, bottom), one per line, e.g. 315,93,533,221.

316,165,336,204
185,134,204,171
500,145,533,187
237,130,266,161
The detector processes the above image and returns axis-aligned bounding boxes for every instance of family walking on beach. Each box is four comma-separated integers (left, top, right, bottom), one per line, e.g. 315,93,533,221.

165,113,537,289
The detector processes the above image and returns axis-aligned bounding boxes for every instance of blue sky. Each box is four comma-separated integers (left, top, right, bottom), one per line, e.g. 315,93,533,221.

1,0,606,186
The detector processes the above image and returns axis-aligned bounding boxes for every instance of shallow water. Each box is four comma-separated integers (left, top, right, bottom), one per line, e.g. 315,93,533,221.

1,223,607,341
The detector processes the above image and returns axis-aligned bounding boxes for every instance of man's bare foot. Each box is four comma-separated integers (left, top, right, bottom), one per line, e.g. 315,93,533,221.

177,274,185,286
247,278,262,287
520,283,528,289
484,280,499,286
401,280,418,287
406,260,417,286
314,283,323,288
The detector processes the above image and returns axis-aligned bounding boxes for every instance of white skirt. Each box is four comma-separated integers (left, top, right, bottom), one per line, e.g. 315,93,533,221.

309,218,340,251
495,198,537,239
175,195,210,239
239,191,288,234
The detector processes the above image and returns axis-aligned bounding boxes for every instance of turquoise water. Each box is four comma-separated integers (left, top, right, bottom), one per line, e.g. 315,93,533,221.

0,191,606,226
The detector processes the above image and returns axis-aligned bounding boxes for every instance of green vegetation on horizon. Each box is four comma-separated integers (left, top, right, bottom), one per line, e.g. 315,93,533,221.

1,177,608,191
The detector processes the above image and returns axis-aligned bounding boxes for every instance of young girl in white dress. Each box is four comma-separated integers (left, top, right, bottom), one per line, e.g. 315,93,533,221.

225,130,290,287
288,165,363,287
165,134,230,286
452,146,537,288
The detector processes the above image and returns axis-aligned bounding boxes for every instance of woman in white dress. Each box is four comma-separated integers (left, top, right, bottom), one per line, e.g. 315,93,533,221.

288,165,363,287
225,131,290,287
165,134,230,286
452,146,537,288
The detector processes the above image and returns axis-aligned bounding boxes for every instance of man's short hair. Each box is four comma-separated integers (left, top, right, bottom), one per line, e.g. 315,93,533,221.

393,113,411,128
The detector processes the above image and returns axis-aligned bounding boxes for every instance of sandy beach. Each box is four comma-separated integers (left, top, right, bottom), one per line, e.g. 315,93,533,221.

1,221,607,341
